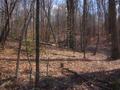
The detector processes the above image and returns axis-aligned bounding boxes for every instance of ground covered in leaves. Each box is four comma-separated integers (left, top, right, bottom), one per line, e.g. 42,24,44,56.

0,42,120,90
0,51,120,90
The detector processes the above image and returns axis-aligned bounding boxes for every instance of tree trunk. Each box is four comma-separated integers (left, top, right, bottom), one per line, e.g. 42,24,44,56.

82,0,87,58
35,0,40,88
109,0,120,59
66,0,76,49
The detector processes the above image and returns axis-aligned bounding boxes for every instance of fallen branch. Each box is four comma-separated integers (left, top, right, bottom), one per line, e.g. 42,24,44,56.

40,42,57,47
0,77,16,87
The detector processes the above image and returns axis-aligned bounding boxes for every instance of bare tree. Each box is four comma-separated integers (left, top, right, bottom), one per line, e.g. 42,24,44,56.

35,0,40,88
109,0,120,59
0,0,19,48
82,0,88,58
15,0,35,79
66,0,76,49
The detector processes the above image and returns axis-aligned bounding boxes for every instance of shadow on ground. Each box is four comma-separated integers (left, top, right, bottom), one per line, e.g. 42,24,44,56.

3,68,120,90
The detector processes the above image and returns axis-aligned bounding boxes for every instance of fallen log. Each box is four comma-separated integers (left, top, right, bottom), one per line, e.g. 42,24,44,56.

0,57,95,62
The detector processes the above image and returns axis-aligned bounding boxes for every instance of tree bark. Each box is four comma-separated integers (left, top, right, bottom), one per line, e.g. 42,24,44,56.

82,0,88,58
35,0,40,88
66,0,76,49
109,0,120,59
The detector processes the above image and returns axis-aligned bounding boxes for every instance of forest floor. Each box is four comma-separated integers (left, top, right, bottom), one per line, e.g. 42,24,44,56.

0,42,120,90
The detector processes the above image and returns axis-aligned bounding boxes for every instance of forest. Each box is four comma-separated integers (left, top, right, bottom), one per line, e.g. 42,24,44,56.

0,0,120,90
